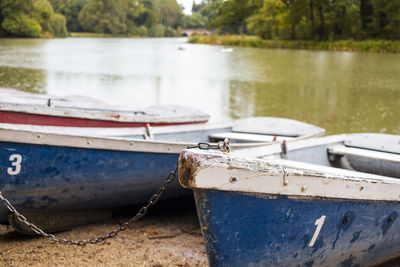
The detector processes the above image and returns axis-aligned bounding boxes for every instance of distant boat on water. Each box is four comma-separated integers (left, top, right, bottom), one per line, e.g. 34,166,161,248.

0,88,209,127
221,47,233,53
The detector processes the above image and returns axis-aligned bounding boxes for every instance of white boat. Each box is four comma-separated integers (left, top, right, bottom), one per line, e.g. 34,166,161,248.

221,47,233,53
0,88,209,127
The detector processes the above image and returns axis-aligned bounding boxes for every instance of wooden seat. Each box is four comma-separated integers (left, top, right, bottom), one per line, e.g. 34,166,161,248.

327,145,400,164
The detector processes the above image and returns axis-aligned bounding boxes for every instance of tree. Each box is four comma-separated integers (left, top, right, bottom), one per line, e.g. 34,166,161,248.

50,13,68,36
0,0,67,37
188,12,207,28
372,0,400,39
78,0,165,35
210,0,258,34
246,0,285,39
79,0,127,34
360,0,373,37
156,0,183,28
32,0,54,33
2,13,42,37
49,0,87,32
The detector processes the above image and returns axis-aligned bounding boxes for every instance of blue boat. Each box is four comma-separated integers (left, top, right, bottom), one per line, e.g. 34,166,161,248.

0,117,324,226
178,133,400,267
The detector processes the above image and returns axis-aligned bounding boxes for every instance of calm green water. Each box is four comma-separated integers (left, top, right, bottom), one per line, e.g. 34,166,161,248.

0,37,398,134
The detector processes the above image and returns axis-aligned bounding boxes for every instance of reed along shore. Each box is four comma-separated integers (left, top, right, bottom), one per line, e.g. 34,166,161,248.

188,35,400,53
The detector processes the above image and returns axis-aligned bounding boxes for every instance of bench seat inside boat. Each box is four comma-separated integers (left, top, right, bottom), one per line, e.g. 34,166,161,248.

327,144,400,178
209,132,294,143
328,145,400,164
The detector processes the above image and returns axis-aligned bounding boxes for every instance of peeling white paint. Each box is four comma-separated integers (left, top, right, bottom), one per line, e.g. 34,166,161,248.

180,149,400,202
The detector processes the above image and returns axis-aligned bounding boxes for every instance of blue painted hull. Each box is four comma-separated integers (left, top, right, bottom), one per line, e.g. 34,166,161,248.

0,142,187,222
194,189,400,267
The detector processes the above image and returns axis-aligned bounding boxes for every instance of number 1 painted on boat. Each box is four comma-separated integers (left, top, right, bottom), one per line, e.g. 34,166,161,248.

309,215,326,247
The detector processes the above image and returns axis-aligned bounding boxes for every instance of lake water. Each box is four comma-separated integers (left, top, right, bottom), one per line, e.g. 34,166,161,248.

0,37,398,134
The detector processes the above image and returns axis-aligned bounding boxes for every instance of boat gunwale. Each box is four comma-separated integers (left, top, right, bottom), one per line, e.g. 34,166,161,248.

178,147,400,202
0,118,325,154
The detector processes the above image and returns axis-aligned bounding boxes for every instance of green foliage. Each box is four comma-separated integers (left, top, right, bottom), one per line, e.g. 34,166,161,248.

49,0,87,32
33,0,54,32
187,12,207,29
2,13,42,37
184,0,221,29
164,26,175,37
207,0,400,41
209,0,257,34
77,0,181,36
0,0,69,37
148,24,165,37
156,0,183,28
79,0,127,34
0,0,188,37
50,13,68,37
189,34,400,53
246,0,285,39
188,34,263,47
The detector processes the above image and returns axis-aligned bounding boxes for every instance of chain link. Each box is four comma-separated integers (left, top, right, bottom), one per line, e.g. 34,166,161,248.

0,168,177,246
187,139,230,153
0,141,230,246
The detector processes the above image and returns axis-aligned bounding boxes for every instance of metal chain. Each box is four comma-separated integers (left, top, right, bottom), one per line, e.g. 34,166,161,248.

0,168,177,246
187,139,230,153
0,141,230,246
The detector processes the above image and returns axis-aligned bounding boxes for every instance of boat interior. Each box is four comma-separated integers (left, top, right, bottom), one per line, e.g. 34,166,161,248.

254,133,400,178
0,117,325,145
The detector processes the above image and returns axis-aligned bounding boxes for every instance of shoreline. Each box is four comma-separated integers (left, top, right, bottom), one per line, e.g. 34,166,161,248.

188,35,400,53
0,197,208,266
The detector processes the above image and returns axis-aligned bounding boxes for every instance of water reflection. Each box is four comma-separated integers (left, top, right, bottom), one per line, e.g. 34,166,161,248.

0,66,46,93
228,78,400,134
0,38,398,134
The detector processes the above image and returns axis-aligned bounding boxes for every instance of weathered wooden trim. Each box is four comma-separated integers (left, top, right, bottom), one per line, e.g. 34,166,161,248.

0,127,187,154
179,149,400,202
0,122,232,138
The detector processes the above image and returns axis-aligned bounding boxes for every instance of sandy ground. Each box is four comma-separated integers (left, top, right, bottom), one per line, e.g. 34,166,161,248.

0,197,208,267
1,196,400,267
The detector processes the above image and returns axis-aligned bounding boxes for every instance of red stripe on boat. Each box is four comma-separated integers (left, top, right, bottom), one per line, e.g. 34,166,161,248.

0,111,206,127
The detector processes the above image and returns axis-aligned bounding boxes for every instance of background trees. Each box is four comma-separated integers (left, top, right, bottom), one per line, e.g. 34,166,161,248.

0,0,184,37
49,0,87,32
208,0,400,40
0,0,68,37
1,0,399,39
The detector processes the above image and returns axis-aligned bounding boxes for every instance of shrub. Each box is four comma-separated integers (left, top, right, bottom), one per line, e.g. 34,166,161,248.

50,14,68,37
148,24,165,37
2,14,42,37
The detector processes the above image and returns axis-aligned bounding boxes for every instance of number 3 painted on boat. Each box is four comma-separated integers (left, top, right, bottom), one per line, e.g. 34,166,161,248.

309,215,326,247
7,154,22,175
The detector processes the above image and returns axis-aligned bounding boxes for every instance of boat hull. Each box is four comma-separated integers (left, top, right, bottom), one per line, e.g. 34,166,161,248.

0,141,186,223
194,189,400,267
